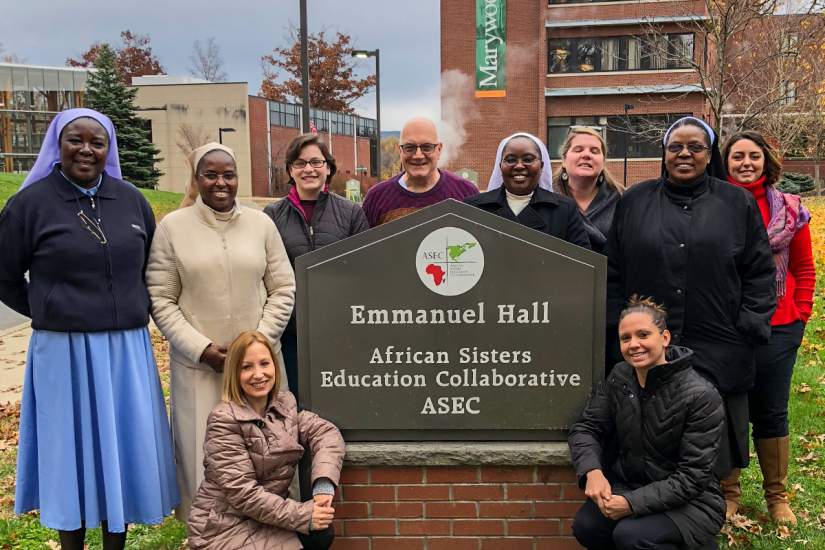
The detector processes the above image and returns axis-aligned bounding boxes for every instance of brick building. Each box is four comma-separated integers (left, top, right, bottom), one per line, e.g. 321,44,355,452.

441,0,714,188
133,76,378,197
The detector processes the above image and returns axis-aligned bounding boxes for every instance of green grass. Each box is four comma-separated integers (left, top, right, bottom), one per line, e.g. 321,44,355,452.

0,173,182,220
0,191,822,548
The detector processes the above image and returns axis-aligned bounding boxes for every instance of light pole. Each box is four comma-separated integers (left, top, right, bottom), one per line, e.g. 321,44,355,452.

622,103,634,185
300,0,311,133
352,49,380,179
218,127,236,144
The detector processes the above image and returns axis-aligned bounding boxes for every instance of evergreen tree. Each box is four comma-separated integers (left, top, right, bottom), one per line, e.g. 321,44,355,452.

84,44,162,188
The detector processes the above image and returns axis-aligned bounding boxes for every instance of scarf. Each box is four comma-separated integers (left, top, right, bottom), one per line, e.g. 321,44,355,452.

765,183,811,297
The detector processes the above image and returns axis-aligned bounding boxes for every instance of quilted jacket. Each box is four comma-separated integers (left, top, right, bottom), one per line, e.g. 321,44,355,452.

187,391,345,550
568,346,726,549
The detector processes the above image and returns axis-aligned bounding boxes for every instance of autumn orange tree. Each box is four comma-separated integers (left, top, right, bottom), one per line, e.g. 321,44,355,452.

260,30,375,113
67,30,164,85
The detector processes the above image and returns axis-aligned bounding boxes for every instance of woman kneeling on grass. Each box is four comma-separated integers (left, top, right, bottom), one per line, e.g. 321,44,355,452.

187,331,345,550
569,296,726,549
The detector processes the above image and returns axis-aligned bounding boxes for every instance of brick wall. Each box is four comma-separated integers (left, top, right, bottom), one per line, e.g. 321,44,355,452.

332,465,584,549
441,0,713,187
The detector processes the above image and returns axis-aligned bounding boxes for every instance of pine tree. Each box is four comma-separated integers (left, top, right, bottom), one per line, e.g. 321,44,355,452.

84,44,162,188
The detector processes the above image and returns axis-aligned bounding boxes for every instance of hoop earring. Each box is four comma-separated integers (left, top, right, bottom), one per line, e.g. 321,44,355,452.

597,172,605,185
560,169,568,182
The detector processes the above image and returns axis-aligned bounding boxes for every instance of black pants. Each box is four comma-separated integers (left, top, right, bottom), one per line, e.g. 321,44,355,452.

572,499,687,550
281,318,300,402
297,526,335,550
749,321,805,439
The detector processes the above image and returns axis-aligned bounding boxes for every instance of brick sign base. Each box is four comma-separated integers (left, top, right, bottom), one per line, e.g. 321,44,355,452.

332,462,584,549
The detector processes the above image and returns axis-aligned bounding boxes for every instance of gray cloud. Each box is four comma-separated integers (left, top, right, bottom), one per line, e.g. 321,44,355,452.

1,0,441,129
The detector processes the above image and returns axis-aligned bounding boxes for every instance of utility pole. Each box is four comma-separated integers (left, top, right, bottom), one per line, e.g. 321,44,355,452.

300,0,310,133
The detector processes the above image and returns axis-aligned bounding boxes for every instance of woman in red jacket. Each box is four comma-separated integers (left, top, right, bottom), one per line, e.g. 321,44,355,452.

722,131,815,525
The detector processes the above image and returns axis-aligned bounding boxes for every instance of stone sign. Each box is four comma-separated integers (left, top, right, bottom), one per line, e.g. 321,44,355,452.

296,199,605,441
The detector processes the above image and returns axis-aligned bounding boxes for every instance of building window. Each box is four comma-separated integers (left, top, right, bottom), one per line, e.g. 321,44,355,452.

547,113,690,159
269,101,300,128
548,34,693,73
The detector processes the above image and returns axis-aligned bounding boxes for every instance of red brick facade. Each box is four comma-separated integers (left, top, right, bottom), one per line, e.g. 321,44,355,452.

334,465,584,549
247,95,375,197
440,0,710,188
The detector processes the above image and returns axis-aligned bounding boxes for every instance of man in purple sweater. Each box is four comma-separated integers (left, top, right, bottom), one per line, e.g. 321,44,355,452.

363,117,479,227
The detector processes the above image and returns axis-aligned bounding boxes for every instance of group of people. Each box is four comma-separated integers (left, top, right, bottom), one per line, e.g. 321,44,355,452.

0,106,814,550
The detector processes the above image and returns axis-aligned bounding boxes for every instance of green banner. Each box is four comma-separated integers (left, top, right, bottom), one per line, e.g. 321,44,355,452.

475,0,506,98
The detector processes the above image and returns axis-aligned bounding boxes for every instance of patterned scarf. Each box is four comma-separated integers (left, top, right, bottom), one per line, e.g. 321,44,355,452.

766,184,811,297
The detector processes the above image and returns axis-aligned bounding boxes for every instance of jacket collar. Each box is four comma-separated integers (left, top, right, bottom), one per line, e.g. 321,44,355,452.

52,166,119,202
286,184,329,220
585,181,620,218
475,187,563,231
227,391,293,422
609,345,694,389
194,194,242,227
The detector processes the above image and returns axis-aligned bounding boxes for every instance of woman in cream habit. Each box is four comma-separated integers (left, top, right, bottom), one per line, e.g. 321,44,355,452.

146,142,295,518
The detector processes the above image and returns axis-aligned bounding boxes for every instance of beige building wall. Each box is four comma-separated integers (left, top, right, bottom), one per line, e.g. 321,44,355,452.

132,82,252,196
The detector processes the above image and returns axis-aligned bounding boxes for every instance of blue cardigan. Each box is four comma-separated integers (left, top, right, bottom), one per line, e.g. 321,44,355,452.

0,168,156,332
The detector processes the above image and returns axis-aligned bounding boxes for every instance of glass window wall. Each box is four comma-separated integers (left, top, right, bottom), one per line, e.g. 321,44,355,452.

548,33,694,73
0,64,88,171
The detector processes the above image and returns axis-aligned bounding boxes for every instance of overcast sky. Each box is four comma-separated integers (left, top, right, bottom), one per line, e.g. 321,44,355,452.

0,0,441,130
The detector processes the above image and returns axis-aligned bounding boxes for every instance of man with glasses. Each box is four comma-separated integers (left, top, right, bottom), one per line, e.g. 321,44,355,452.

363,117,478,227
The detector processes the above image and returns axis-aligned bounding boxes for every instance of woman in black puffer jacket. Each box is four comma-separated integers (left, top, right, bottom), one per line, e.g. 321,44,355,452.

569,296,725,550
264,133,369,401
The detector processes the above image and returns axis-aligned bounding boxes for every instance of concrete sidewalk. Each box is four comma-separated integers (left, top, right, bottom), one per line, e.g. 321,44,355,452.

0,322,30,403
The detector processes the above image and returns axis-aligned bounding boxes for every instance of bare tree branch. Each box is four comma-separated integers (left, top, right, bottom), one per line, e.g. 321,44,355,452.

188,37,228,82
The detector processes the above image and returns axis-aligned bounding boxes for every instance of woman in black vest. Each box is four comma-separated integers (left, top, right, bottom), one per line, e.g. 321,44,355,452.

264,133,369,401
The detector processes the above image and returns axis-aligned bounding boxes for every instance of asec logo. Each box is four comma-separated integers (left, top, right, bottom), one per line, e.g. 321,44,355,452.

415,227,484,296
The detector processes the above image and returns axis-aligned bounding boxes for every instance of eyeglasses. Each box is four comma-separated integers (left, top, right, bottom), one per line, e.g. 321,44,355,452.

400,143,439,155
199,171,238,183
666,143,710,154
569,125,603,133
501,155,540,167
291,158,327,169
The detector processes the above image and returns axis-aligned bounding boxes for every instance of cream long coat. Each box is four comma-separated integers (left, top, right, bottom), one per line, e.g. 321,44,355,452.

146,196,295,519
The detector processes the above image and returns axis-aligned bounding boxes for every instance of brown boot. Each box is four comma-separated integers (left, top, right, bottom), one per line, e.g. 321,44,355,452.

720,468,741,520
756,436,797,526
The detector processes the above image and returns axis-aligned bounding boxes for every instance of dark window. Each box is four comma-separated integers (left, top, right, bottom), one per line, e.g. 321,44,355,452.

548,34,693,74
270,101,300,129
547,113,690,159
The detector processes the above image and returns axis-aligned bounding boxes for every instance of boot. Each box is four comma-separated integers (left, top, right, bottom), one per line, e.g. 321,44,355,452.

720,468,741,520
755,436,797,526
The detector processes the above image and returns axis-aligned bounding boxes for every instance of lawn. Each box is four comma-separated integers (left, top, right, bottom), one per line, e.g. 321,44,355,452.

0,174,823,548
0,173,183,220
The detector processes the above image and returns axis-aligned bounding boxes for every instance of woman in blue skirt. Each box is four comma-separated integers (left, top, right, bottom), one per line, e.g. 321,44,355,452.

0,108,179,549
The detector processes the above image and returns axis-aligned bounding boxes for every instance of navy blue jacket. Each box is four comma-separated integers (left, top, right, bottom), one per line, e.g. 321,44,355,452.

0,168,156,332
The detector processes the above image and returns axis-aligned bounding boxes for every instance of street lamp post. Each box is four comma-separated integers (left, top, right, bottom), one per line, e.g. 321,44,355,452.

622,103,634,186
299,0,311,133
219,127,236,144
352,49,380,179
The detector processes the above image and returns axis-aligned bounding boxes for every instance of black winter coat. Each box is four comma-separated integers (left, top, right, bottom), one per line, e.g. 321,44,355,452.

569,346,725,549
606,174,776,393
464,187,591,249
264,190,369,267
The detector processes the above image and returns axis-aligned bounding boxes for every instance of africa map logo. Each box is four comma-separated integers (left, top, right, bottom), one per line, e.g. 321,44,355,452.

416,227,485,296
